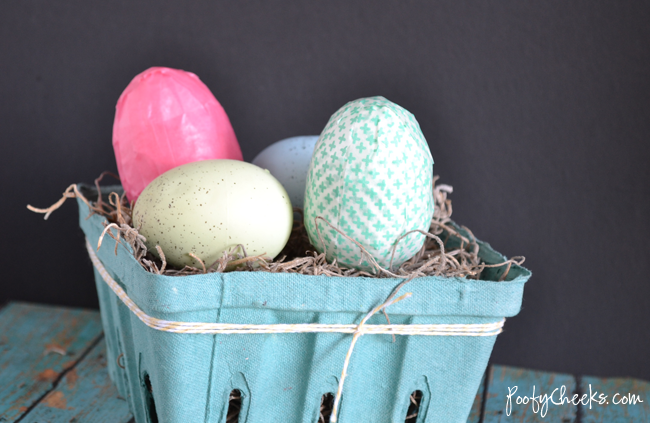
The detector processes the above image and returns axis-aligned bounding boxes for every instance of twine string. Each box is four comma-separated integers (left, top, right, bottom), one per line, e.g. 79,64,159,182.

87,239,503,335
330,291,412,422
86,239,505,421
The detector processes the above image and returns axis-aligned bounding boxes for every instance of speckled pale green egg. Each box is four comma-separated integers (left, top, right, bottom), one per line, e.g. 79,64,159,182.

304,96,434,271
133,159,293,269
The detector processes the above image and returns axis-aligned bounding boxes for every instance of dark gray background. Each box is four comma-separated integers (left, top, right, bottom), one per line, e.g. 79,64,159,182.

1,1,649,380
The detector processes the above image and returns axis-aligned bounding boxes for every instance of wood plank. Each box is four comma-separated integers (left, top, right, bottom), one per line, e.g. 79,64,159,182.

20,338,132,423
580,375,650,422
482,365,577,422
467,373,485,423
0,302,103,422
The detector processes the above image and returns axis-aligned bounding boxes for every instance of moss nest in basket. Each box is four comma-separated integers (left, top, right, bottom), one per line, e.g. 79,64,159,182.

27,173,526,423
30,172,523,281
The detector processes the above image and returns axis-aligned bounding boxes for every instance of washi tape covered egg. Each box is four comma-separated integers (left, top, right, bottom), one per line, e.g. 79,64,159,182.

304,96,434,271
113,67,243,202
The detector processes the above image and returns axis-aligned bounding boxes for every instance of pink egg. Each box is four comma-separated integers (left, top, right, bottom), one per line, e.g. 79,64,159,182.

112,67,242,202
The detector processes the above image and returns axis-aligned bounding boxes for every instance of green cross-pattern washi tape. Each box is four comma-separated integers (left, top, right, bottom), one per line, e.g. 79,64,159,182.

304,96,434,271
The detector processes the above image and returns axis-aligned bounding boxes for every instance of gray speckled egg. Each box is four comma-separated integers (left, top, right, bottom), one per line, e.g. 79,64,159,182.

132,159,293,269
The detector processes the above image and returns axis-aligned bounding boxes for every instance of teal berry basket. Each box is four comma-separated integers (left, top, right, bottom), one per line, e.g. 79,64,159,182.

77,184,530,423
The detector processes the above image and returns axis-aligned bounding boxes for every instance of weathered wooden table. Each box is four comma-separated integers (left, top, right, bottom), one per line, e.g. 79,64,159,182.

1,302,648,422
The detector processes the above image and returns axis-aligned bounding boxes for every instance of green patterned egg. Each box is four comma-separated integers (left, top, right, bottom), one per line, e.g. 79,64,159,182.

304,96,434,271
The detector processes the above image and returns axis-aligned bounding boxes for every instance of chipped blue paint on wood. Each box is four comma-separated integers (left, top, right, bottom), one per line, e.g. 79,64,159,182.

467,374,485,423
0,302,103,422
3,302,649,422
20,338,133,423
482,365,577,422
581,375,650,422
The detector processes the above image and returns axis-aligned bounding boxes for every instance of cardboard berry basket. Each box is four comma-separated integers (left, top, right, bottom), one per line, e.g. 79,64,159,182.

76,184,530,423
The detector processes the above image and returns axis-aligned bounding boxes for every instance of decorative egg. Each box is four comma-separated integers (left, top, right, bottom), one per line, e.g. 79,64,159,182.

132,159,293,269
252,135,318,208
113,67,243,202
304,97,434,271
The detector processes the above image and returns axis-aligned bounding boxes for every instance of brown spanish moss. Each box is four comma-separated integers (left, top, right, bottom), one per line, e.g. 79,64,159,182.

28,174,524,280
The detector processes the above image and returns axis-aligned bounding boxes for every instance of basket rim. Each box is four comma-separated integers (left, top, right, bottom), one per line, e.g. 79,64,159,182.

78,184,530,319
